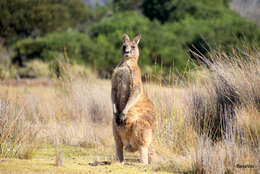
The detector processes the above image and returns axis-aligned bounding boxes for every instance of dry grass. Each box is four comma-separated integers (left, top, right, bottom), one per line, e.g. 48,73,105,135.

0,48,259,173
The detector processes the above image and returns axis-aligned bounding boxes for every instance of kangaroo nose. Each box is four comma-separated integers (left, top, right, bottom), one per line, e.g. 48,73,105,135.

124,48,130,53
123,45,131,55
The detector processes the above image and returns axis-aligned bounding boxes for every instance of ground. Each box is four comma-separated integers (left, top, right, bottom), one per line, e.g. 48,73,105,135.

0,145,174,174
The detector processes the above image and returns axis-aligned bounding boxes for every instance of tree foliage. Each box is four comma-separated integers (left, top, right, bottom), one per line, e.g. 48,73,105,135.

15,31,95,63
1,0,260,78
0,0,93,44
113,0,142,11
142,0,232,23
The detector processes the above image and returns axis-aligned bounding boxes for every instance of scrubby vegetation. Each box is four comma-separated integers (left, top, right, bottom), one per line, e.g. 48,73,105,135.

0,47,259,173
1,0,260,78
0,0,94,43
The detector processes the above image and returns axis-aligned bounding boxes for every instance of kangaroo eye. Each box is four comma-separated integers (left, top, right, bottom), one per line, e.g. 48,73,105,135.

131,46,135,49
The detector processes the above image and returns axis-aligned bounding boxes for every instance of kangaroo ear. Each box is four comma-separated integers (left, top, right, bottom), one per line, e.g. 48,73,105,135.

122,33,130,42
133,34,141,45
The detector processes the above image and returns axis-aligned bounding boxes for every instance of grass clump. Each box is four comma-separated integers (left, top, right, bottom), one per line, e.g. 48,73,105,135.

0,99,39,159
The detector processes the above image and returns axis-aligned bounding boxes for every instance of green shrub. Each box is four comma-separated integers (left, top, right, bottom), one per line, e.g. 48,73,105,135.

168,13,260,57
11,1,260,79
15,31,95,63
90,11,190,75
0,0,94,44
141,0,230,23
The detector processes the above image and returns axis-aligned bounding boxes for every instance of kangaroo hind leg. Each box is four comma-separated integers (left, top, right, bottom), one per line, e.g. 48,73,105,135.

113,126,124,162
139,146,148,164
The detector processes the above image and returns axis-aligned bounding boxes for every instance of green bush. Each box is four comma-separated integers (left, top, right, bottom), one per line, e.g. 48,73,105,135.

167,13,260,57
15,31,95,63
11,0,260,79
90,11,190,75
0,0,93,44
14,9,260,78
90,10,260,76
113,0,142,11
141,0,230,23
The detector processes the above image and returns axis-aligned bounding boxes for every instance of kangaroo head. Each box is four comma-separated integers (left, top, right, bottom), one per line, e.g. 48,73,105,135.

122,33,141,61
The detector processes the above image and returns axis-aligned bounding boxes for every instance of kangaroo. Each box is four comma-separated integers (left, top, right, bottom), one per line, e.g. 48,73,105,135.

111,34,156,164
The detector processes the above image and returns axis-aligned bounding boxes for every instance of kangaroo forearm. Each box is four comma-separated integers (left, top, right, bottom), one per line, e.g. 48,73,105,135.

122,87,141,114
123,95,140,114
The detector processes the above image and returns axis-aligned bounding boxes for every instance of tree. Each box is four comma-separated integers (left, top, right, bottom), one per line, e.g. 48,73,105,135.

113,0,142,11
142,0,173,23
142,0,230,23
0,0,93,44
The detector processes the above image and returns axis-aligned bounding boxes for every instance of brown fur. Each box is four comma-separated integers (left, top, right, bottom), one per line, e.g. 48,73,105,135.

111,34,156,164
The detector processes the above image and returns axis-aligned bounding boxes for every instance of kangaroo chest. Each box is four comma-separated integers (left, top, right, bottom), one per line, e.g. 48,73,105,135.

115,66,132,113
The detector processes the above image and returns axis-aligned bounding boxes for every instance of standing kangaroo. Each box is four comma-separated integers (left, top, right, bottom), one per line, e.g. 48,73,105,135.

111,34,156,164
